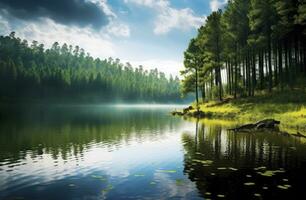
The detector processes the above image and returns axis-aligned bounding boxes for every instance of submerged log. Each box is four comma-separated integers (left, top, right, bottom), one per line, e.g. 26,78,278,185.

292,132,306,139
229,119,280,132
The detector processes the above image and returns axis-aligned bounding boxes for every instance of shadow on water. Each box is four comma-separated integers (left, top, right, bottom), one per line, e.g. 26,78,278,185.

182,119,306,199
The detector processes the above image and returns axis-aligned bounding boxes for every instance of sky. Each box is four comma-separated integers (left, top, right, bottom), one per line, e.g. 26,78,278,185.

0,0,228,77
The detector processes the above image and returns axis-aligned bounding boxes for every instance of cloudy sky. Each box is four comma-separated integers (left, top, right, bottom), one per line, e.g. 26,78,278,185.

0,0,227,77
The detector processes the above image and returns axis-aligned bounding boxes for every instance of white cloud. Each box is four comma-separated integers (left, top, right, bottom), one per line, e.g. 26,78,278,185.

2,17,116,59
125,0,204,35
86,0,131,38
104,21,130,37
86,0,116,18
0,0,131,59
0,15,9,33
210,0,228,12
154,7,204,35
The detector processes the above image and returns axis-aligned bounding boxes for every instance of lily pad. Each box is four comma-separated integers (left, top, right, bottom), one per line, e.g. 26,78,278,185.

217,167,227,170
102,184,114,193
91,175,104,179
193,159,213,165
277,185,290,190
258,169,286,177
175,179,184,186
156,170,177,173
254,166,266,171
228,167,238,171
205,192,212,195
244,182,255,186
217,194,225,198
134,173,145,177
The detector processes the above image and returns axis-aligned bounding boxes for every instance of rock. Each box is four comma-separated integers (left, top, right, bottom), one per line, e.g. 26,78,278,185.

229,119,280,132
183,106,194,114
255,119,280,129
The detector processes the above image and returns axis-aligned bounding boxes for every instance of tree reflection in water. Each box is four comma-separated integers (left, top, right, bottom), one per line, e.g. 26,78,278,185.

182,120,306,199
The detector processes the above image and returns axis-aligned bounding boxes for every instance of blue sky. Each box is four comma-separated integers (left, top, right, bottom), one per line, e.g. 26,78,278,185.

0,0,228,77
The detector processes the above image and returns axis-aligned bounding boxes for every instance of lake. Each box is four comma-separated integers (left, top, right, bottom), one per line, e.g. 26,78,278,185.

1,105,306,200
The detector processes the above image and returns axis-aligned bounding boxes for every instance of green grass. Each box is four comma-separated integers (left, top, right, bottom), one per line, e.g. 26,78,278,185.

188,88,306,133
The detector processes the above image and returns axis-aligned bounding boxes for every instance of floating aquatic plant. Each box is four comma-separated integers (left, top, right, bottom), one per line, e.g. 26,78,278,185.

277,185,291,190
175,179,184,186
258,169,286,177
156,170,177,173
192,159,213,165
134,173,145,177
254,166,267,171
244,182,255,186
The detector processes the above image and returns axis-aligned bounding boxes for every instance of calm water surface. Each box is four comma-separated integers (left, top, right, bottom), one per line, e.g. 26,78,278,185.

1,105,306,200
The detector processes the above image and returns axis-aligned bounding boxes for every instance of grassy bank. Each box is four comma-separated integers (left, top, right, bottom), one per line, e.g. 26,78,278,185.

186,89,306,134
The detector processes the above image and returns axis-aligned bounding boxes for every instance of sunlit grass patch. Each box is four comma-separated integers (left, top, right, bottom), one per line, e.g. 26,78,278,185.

199,103,240,115
187,91,306,133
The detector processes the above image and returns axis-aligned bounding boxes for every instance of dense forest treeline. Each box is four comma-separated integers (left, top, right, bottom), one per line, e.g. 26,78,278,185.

182,0,306,105
0,33,181,103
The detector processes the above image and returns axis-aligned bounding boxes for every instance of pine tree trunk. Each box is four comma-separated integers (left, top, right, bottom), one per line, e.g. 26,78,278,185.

259,50,264,90
234,55,238,99
228,60,232,95
278,42,283,91
195,68,199,110
273,45,278,86
268,41,272,92
252,50,256,96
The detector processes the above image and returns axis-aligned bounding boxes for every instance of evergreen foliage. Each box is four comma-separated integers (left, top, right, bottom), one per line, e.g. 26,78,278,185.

182,0,306,102
0,33,181,103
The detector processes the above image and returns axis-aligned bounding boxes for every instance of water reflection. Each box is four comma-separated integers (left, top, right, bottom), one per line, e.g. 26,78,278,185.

0,105,180,162
182,120,306,199
1,106,306,199
0,105,196,200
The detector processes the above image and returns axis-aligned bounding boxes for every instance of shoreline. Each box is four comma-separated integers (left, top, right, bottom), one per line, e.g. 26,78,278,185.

172,92,306,135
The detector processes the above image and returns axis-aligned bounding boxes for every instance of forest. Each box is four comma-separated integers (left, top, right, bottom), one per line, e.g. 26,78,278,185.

182,0,306,104
0,33,181,103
